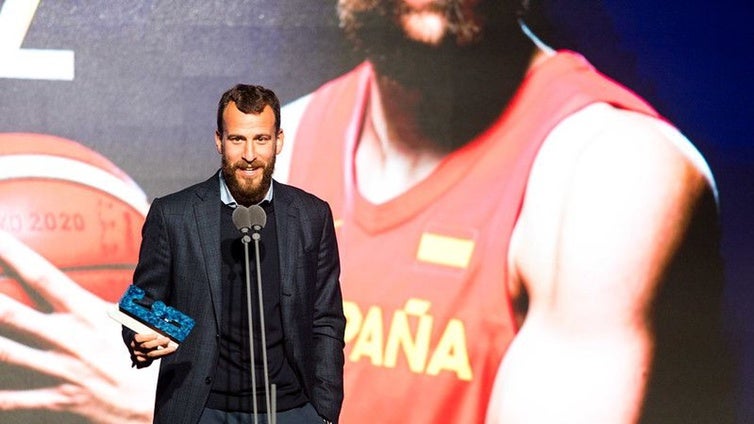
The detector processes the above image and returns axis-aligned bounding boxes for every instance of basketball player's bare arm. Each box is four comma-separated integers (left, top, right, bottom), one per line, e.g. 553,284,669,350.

0,230,156,424
486,104,715,423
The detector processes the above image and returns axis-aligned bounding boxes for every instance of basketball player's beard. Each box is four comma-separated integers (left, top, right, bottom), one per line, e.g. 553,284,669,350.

222,156,275,206
340,0,534,151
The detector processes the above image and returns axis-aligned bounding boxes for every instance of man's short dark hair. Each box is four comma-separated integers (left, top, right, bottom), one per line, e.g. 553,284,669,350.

216,84,281,135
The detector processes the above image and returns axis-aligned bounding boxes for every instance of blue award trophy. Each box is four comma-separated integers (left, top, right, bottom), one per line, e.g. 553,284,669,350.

108,285,195,349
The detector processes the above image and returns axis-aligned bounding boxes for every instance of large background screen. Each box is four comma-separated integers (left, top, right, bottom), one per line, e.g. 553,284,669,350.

0,1,751,422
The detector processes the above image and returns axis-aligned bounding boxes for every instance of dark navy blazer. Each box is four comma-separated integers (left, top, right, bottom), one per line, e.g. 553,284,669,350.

124,175,345,423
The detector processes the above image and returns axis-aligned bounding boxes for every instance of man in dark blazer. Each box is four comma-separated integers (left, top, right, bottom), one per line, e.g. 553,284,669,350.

123,84,345,424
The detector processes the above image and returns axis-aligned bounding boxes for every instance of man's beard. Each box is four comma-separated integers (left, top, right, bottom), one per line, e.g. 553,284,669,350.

339,0,534,150
221,154,275,207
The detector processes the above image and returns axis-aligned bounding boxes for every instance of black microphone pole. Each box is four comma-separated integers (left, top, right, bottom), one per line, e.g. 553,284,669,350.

232,205,276,424
232,206,260,423
248,204,275,424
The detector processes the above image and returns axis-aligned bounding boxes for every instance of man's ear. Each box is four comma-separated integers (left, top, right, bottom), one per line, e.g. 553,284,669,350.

275,129,284,155
214,130,223,154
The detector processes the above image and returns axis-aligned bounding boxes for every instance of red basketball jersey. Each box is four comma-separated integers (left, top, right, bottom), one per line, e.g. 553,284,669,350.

288,52,658,423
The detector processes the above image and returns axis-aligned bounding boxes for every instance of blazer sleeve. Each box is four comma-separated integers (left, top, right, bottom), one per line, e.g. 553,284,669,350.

310,202,346,422
121,197,174,367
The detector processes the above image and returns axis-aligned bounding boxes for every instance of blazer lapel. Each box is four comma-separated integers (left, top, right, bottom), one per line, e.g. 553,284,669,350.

193,175,223,331
273,181,300,298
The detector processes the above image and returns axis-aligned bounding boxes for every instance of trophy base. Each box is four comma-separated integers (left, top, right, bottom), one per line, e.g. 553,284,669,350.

107,306,180,349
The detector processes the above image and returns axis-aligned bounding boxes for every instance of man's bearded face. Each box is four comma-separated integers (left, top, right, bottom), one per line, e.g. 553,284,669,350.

216,103,280,206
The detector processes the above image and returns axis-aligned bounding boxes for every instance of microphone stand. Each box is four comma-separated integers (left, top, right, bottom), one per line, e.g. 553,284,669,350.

239,227,260,424
236,204,276,424
250,223,275,424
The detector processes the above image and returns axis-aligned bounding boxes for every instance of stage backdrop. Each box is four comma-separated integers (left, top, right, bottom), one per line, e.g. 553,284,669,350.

0,1,751,423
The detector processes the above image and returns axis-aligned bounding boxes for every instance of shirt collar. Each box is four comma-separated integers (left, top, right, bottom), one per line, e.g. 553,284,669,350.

218,170,273,207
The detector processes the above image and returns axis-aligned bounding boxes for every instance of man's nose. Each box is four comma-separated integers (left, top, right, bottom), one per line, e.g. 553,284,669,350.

242,140,256,162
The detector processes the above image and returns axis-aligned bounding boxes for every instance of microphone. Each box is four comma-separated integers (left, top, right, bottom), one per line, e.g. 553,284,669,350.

247,204,267,231
232,205,267,233
231,205,250,233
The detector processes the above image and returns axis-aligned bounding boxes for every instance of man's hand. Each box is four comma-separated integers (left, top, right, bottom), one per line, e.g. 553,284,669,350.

129,333,177,365
0,230,157,424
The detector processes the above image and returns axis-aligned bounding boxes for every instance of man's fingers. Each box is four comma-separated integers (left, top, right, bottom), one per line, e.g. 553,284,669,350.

0,231,98,313
139,336,170,350
147,343,178,358
138,336,175,353
132,332,159,344
131,334,176,358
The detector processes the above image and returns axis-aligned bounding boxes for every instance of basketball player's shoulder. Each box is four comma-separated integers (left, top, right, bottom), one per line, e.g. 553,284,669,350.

534,102,714,193
510,103,716,296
